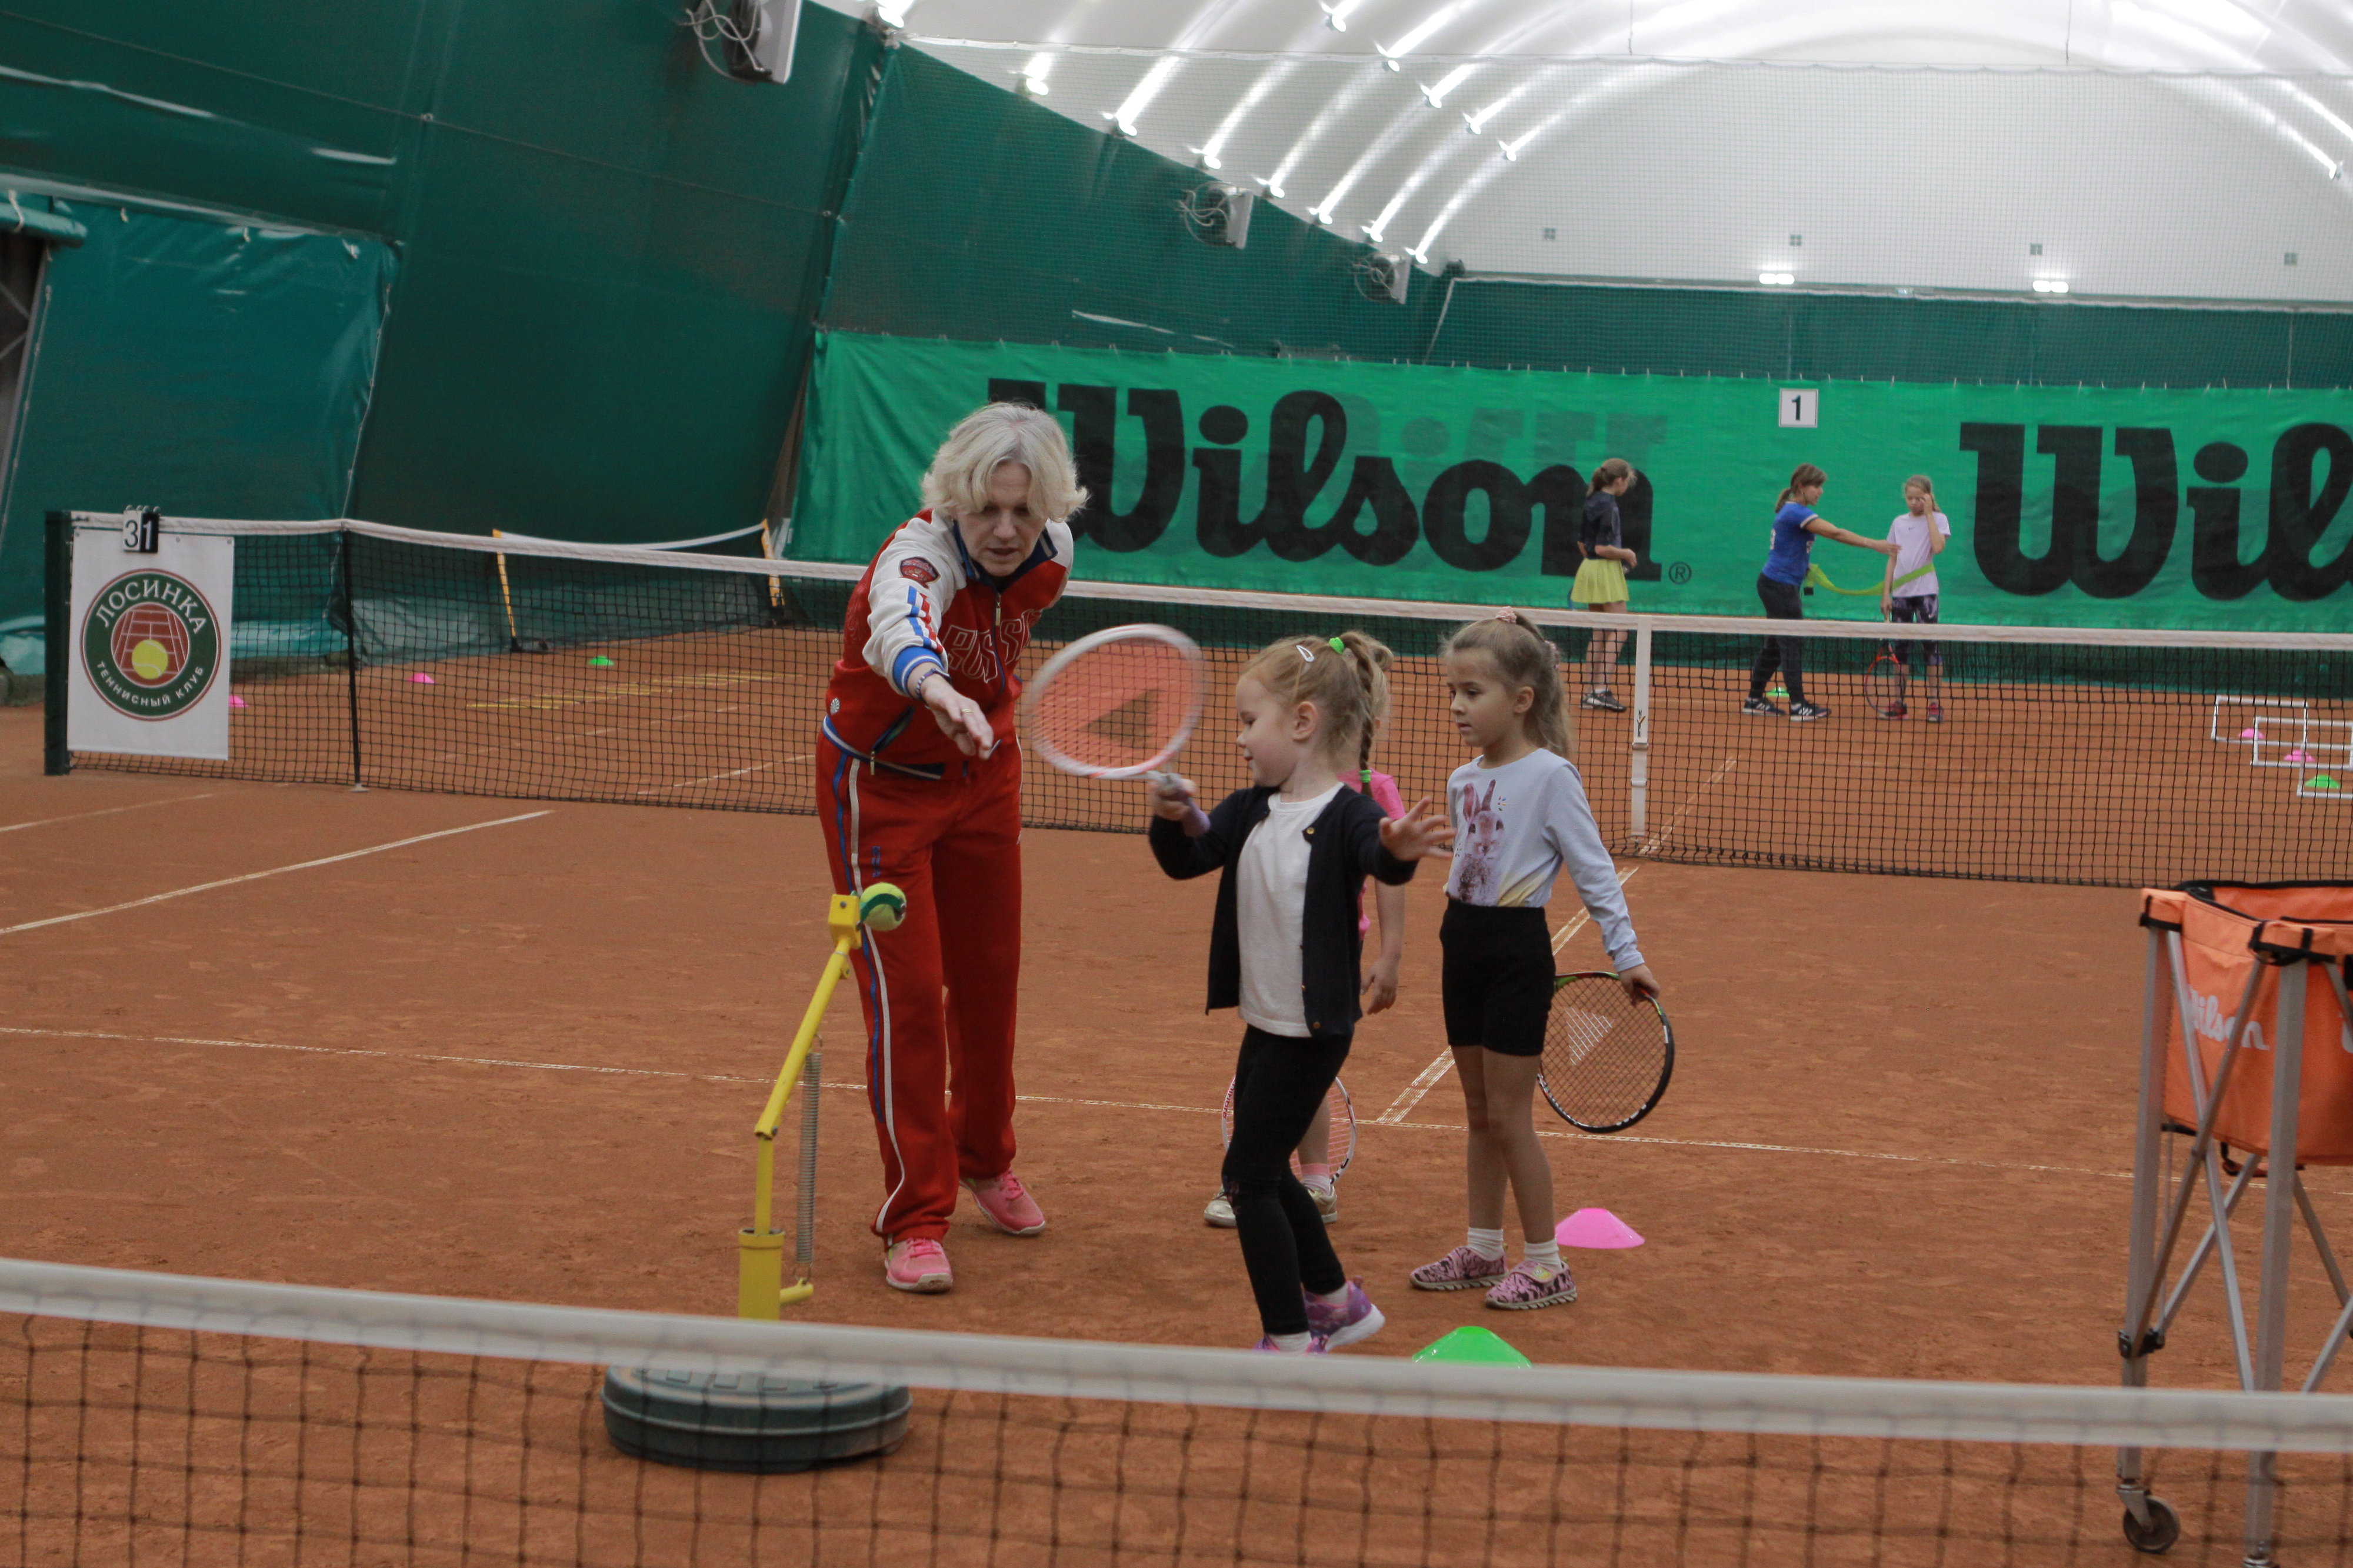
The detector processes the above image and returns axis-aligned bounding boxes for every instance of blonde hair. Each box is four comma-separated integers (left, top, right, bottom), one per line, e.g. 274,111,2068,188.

1238,630,1391,777
1904,473,1936,502
1439,616,1577,761
920,403,1088,524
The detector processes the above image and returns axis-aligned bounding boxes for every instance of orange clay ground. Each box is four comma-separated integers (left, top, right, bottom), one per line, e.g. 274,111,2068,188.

2,700,2344,1392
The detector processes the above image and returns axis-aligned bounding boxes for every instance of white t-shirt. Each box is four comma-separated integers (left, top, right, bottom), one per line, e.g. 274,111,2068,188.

1444,750,1644,972
1237,784,1340,1037
1885,510,1951,599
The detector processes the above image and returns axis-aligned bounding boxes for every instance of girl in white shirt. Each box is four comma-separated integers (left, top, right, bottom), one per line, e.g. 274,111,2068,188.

1411,612,1662,1311
1879,475,1950,722
1148,633,1452,1352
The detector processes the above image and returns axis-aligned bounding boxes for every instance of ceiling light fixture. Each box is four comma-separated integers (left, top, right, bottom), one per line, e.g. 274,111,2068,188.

2031,278,2071,293
1758,271,1794,286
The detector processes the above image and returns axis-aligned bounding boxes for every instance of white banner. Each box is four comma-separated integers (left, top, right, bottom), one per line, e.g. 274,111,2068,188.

68,528,236,760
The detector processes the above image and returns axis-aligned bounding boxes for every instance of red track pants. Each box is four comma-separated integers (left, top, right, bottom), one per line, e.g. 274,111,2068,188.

817,736,1024,1243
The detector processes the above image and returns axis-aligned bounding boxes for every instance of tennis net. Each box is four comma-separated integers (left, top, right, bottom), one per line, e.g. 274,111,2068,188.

45,512,2353,888
8,1254,2353,1566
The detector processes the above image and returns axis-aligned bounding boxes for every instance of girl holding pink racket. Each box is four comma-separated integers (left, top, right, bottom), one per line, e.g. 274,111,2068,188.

1145,633,1452,1353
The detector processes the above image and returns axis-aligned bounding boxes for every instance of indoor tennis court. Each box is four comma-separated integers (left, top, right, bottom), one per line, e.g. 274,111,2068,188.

6,1,2353,1563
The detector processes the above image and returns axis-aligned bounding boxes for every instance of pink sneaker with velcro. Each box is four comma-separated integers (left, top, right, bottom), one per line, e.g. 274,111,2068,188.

962,1171,1046,1236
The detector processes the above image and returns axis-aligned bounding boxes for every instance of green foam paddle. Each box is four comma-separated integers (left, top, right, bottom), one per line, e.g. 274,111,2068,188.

1412,1326,1531,1367
1804,560,1938,597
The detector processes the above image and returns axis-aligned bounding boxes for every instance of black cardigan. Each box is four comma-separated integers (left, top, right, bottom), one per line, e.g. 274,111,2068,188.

1148,784,1418,1040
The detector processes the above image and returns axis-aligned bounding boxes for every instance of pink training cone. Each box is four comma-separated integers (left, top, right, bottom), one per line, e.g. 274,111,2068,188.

1555,1207,1645,1250
408,672,435,685
2285,749,2312,763
228,695,247,709
2241,727,2262,740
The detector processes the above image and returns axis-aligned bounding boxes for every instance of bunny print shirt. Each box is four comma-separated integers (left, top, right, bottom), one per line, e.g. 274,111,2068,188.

1443,750,1644,972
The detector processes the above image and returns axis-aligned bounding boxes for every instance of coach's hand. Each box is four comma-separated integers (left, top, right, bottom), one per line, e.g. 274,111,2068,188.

916,669,995,758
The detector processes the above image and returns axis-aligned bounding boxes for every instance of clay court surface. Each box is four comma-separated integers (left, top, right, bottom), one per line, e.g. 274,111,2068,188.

9,696,2347,1399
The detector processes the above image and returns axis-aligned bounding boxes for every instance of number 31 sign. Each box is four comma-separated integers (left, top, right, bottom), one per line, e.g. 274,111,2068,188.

1778,387,1819,429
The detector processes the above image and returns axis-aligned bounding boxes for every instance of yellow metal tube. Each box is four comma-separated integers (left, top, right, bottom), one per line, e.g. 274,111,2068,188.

738,893,868,1319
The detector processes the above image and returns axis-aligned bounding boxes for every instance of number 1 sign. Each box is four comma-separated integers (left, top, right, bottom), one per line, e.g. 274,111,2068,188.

1779,387,1819,428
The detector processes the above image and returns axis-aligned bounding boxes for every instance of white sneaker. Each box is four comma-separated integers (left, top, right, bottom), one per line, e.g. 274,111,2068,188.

1305,1179,1338,1223
1204,1190,1237,1228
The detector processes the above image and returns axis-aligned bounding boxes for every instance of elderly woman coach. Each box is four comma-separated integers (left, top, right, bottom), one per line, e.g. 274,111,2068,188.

816,402,1087,1293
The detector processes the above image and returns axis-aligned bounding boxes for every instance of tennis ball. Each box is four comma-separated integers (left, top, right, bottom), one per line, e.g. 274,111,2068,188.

129,639,170,680
859,881,907,933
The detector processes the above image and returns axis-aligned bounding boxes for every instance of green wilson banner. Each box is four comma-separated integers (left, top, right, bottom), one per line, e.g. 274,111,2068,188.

791,331,2353,630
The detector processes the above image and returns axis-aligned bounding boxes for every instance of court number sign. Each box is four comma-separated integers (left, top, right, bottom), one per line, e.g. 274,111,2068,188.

67,526,236,762
1779,388,1819,429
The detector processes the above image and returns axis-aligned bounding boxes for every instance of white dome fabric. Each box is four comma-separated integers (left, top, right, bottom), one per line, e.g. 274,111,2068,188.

817,0,2353,305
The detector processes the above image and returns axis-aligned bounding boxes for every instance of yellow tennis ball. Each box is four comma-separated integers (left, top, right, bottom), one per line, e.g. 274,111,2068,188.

130,639,170,680
859,882,906,933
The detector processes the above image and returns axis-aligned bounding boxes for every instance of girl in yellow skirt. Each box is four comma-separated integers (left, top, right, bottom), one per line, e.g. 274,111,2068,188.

1571,458,1639,712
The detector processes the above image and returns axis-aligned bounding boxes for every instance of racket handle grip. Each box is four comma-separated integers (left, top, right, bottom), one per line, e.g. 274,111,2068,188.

1148,770,1212,837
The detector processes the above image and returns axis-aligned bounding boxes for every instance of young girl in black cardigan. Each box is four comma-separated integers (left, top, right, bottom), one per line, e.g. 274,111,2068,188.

1148,632,1453,1352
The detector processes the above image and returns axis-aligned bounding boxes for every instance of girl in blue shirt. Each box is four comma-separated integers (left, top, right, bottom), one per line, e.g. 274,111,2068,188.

1745,464,1897,722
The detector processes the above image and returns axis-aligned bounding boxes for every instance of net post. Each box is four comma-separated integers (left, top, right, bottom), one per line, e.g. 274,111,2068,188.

336,526,364,790
41,511,69,776
1627,622,1652,845
2244,953,2309,1565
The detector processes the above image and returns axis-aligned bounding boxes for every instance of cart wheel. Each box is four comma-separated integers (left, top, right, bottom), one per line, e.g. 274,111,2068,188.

2122,1497,2180,1554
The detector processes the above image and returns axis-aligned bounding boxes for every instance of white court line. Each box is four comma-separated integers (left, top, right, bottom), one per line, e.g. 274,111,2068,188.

0,813,549,937
1383,866,1642,1124
633,762,778,795
0,793,215,835
1374,1052,1458,1126
0,1024,2158,1182
1638,755,1739,856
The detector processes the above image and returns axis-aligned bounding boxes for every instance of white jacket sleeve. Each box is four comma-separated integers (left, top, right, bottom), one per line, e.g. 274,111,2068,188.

1548,764,1645,972
859,522,964,698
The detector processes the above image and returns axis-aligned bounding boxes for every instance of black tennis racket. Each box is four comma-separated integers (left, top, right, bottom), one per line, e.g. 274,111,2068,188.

1537,972,1674,1133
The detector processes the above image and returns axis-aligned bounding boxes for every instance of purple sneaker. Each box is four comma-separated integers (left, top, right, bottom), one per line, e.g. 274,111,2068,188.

1484,1260,1578,1311
1250,1332,1331,1355
1302,1278,1386,1349
1409,1245,1509,1292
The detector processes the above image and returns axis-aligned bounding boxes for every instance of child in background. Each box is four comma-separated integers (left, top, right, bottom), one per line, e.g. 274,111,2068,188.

1572,458,1639,713
1412,612,1661,1310
1202,634,1406,1229
1880,475,1950,722
1150,633,1452,1353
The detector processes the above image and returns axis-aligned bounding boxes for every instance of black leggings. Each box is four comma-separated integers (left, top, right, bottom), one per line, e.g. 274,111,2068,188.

1222,1027,1351,1336
1748,573,1808,703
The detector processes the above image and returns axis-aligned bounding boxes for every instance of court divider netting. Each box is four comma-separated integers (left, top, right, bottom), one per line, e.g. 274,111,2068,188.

45,512,2353,887
12,1253,2353,1564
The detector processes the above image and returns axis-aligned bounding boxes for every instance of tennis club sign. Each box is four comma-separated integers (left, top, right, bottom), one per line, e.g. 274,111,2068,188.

68,527,235,760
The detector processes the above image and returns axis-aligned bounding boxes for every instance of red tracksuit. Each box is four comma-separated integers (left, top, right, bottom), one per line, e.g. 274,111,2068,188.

817,509,1072,1242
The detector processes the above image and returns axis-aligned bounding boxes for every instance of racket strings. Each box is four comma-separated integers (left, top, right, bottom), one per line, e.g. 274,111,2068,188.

1024,630,1202,778
1539,978,1672,1133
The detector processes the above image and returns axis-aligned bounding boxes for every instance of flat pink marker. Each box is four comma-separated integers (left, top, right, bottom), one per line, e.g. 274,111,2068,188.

1556,1207,1645,1249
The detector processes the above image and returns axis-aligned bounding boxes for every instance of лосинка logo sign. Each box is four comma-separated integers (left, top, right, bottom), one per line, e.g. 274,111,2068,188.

80,568,223,720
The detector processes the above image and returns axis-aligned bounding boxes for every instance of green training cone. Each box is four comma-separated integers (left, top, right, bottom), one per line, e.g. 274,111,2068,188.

588,656,616,668
2309,775,2342,791
1412,1326,1531,1367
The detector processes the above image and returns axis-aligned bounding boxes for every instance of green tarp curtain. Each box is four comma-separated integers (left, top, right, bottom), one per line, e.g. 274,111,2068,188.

792,331,2353,632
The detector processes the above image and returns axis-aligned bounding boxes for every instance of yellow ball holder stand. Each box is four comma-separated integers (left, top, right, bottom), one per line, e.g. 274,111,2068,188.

736,882,905,1320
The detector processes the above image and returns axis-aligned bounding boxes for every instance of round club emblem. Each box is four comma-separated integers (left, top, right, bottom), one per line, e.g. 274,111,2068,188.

81,568,224,720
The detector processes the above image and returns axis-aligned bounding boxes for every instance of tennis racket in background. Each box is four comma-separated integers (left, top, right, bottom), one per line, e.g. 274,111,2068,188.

1866,642,1906,719
1537,973,1674,1133
1021,623,1205,780
1221,1078,1357,1178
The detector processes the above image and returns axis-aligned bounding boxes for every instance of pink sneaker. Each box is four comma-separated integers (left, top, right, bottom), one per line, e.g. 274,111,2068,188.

1303,1279,1385,1349
962,1172,1046,1236
1251,1333,1330,1355
884,1237,952,1293
1484,1260,1577,1311
1409,1245,1509,1292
